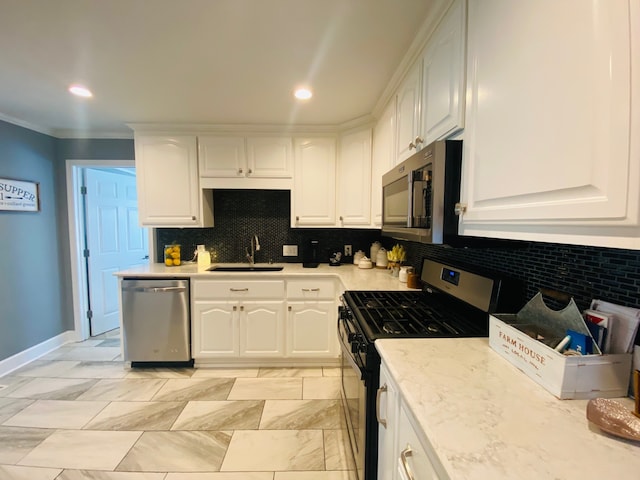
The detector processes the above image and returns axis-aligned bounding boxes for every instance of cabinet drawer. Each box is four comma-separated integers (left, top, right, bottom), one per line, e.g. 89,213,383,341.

193,280,285,299
286,279,336,299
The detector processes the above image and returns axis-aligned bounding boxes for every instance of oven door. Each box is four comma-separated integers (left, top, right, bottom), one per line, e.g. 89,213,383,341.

338,312,367,480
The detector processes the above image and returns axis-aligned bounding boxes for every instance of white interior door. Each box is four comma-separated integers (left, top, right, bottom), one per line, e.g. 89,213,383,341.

85,168,148,336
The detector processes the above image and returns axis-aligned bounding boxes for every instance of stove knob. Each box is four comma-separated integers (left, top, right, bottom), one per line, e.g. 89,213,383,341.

351,341,361,354
359,343,368,353
348,332,359,343
339,306,352,321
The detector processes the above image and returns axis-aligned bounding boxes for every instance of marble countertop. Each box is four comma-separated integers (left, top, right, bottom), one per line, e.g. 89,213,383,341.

376,338,640,480
114,262,420,291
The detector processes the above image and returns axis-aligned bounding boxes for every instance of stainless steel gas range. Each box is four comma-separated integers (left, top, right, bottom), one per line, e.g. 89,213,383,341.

338,257,522,480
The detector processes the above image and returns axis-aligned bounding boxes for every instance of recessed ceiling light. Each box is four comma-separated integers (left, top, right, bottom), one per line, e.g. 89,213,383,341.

68,84,93,98
294,88,312,100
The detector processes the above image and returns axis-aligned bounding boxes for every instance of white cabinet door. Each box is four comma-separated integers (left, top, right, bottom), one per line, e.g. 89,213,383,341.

395,64,422,163
378,363,398,480
372,99,396,226
421,0,466,144
247,137,293,178
240,301,285,357
337,129,372,226
293,137,337,226
199,136,292,179
286,301,337,357
192,301,239,358
460,0,638,248
198,136,246,177
395,401,440,480
135,135,212,227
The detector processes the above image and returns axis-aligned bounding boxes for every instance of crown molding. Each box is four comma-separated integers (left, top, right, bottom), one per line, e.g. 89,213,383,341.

0,112,55,136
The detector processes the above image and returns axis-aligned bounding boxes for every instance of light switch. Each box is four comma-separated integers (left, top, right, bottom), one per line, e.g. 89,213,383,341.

283,245,298,256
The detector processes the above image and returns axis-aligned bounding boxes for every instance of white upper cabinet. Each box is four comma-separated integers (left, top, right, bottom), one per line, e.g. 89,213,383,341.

372,99,396,226
292,137,337,226
198,136,246,177
460,0,639,249
337,129,372,226
134,134,213,227
420,0,466,145
199,135,293,189
395,0,466,163
395,63,423,163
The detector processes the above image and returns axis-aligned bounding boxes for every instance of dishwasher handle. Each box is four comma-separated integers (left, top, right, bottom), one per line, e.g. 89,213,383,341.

122,286,187,293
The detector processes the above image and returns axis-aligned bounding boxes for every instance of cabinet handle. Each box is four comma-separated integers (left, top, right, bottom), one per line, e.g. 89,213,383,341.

230,288,249,292
240,305,244,311
296,216,300,222
233,305,237,311
400,445,416,480
247,168,253,175
302,288,320,292
376,384,388,428
288,305,292,311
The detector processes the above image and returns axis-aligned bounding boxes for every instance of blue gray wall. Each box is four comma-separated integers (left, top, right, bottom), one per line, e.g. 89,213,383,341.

0,120,134,362
0,121,62,360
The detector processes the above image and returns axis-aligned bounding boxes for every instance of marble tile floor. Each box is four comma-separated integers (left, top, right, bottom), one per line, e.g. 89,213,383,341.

0,330,356,480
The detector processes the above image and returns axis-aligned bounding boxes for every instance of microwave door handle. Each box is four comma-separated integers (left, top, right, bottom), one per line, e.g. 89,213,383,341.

406,170,414,227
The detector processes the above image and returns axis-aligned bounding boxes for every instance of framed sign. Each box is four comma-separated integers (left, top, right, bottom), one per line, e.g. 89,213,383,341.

0,177,40,212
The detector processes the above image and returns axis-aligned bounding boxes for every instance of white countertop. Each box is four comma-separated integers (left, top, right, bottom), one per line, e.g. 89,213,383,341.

376,338,640,480
114,262,420,291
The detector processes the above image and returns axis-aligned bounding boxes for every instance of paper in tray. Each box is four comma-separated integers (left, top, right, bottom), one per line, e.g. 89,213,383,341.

506,292,602,354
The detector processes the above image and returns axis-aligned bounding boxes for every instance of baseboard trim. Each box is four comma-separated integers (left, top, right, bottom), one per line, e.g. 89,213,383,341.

0,330,76,377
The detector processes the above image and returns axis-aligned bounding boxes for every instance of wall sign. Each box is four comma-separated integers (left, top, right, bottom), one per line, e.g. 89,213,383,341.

0,177,40,212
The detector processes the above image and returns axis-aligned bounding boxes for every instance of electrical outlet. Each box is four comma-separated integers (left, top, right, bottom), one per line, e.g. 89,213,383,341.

344,245,352,256
283,245,298,257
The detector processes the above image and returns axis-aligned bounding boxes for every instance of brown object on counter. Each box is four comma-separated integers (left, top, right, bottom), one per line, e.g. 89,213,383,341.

586,398,640,441
407,273,421,289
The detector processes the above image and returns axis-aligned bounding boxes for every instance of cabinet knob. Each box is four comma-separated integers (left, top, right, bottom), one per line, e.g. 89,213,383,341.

454,202,467,216
247,168,252,175
414,136,424,145
288,306,292,311
238,168,243,174
191,216,196,220
233,305,237,311
339,216,344,221
296,216,299,222
240,305,244,311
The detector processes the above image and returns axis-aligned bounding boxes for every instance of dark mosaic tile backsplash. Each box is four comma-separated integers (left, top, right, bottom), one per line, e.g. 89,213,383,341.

157,189,640,344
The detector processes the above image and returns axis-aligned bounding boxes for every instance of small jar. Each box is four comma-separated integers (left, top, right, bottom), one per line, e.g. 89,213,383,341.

164,244,181,266
399,266,410,283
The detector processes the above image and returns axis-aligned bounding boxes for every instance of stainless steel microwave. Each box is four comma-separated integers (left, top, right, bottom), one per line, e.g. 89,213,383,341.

381,139,462,244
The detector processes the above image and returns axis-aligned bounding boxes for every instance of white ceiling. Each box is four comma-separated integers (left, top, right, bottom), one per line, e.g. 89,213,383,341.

0,0,440,138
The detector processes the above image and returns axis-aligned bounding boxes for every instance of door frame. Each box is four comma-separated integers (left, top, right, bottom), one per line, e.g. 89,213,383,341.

65,159,156,341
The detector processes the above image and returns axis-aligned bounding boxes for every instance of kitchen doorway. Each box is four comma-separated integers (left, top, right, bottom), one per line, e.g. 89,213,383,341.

66,160,152,341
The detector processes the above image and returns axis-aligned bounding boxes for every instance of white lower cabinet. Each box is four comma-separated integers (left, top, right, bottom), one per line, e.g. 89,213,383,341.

379,362,445,480
191,280,285,359
285,279,338,358
286,301,335,357
192,278,337,362
377,363,398,480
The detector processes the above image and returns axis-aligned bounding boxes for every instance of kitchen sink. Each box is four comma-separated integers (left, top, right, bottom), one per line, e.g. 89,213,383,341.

206,265,284,272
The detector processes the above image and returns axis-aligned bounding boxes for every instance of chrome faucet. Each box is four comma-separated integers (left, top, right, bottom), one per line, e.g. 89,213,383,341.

246,235,260,265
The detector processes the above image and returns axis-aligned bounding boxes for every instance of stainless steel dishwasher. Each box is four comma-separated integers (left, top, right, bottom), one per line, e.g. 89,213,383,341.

121,278,192,366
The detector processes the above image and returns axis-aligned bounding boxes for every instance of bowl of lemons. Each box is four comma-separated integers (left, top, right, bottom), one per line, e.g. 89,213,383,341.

164,244,182,266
